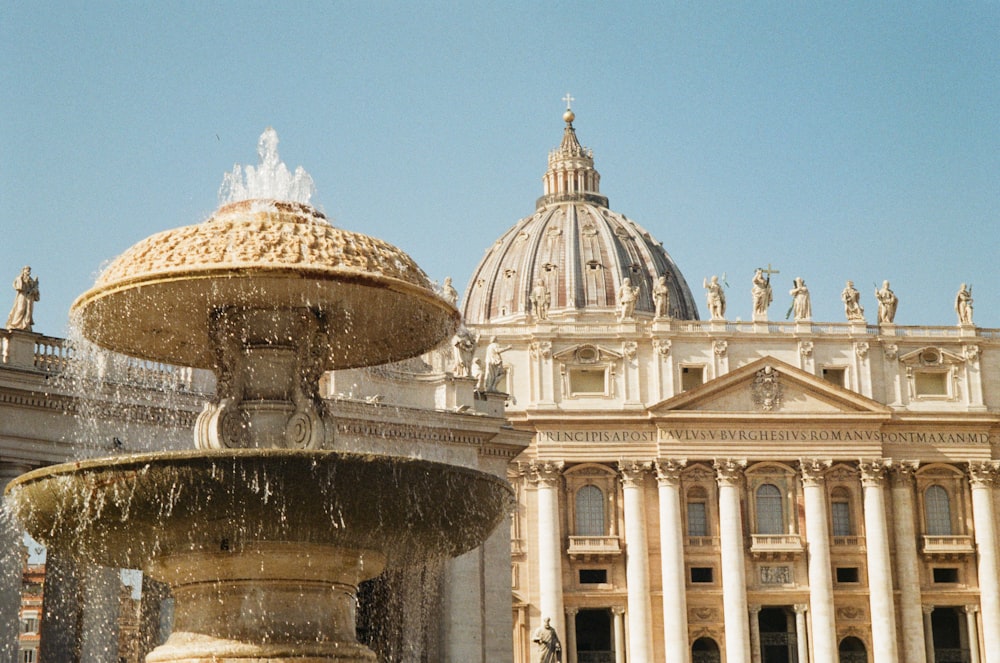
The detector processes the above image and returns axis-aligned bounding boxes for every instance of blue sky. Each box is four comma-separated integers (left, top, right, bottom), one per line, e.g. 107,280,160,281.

2,2,998,335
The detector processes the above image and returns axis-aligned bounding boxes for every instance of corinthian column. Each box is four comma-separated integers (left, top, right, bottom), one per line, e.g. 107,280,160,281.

656,458,689,663
968,461,1000,661
800,458,836,661
715,458,751,663
889,460,927,663
620,460,655,663
859,459,899,663
530,460,565,639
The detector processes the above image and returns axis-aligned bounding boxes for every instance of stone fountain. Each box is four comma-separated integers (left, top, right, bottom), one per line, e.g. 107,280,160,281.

5,130,513,662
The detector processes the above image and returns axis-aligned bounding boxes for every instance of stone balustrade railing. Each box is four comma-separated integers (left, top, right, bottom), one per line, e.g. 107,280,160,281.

1,329,200,393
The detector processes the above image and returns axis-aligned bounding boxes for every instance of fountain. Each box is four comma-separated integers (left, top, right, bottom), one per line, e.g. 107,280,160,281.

5,129,513,662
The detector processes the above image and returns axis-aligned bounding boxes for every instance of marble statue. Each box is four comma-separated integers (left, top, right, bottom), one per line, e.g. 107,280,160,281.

6,266,39,331
875,280,898,324
451,328,477,377
617,277,639,321
955,283,974,325
841,280,865,323
789,277,811,321
532,617,562,663
751,268,773,320
471,358,485,391
530,278,551,321
440,276,459,307
653,275,670,319
484,336,512,392
703,275,726,320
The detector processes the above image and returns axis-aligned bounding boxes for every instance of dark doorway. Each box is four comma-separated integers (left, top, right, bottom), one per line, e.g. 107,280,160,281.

692,636,722,663
758,607,797,663
575,608,614,663
931,607,970,663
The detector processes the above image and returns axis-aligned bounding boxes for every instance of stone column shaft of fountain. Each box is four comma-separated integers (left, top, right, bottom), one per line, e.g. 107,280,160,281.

197,307,327,450
6,129,512,663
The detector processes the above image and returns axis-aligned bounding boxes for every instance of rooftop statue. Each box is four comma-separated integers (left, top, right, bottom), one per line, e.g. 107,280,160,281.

789,277,811,322
841,280,865,323
653,275,670,319
703,275,726,320
751,268,773,321
5,266,39,331
617,277,639,322
875,280,898,324
956,283,974,325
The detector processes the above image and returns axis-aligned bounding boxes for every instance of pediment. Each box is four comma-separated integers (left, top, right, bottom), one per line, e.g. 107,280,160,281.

650,356,891,416
551,343,622,363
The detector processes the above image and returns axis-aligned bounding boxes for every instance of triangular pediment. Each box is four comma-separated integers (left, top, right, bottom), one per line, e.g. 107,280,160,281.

650,356,891,417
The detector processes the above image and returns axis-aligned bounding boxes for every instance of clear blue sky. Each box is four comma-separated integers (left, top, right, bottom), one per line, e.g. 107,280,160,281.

3,2,998,335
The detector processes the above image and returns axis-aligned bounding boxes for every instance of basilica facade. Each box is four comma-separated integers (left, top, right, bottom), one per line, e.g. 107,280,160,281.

461,109,1000,663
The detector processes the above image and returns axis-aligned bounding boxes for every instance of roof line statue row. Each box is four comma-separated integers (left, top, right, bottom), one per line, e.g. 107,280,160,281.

462,111,700,325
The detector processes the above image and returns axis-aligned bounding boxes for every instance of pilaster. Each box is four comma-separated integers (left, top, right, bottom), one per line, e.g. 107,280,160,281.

858,458,899,663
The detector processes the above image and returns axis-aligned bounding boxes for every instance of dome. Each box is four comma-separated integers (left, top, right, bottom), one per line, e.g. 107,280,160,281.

462,112,699,324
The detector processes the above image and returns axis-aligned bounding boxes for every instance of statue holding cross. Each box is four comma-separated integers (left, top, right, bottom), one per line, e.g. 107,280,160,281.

752,265,778,321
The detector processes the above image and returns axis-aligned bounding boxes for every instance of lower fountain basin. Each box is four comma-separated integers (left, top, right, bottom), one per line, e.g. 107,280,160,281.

5,449,513,570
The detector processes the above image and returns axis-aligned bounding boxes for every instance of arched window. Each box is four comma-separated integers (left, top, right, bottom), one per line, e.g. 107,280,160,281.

839,636,868,663
831,487,853,537
692,637,721,663
575,485,605,536
925,486,952,535
755,484,784,534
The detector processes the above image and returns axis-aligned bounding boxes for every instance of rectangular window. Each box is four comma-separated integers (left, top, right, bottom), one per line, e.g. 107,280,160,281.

681,366,704,392
835,567,859,583
831,502,852,537
932,567,959,583
21,650,35,663
690,567,714,583
569,368,606,394
915,371,948,397
822,367,846,387
687,502,708,537
579,569,608,584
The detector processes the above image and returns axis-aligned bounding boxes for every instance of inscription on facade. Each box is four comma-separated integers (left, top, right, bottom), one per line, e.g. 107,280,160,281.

659,428,991,445
537,430,656,443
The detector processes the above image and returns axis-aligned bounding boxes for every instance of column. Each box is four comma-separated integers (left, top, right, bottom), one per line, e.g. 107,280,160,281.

39,549,83,662
715,459,751,663
923,606,935,663
620,460,654,663
442,548,483,661
565,608,578,663
79,565,121,662
612,606,626,663
138,576,171,660
793,604,809,663
656,458,689,663
531,461,566,640
0,463,31,661
890,460,927,663
749,604,762,663
965,605,981,663
800,459,837,662
968,462,1000,662
859,459,900,663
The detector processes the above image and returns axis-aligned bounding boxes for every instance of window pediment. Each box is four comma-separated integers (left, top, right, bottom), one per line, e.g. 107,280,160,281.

898,346,965,367
552,343,622,364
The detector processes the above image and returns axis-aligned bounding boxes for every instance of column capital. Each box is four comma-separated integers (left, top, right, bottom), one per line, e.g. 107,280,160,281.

619,459,653,488
655,458,687,486
714,458,747,487
611,606,626,616
859,458,890,487
565,607,579,617
922,605,935,616
963,604,980,615
748,603,762,615
799,458,832,486
968,460,1000,488
793,604,809,615
887,459,920,486
528,460,565,488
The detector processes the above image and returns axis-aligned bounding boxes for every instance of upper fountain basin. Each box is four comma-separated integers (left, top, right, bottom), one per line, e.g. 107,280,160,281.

71,199,459,369
5,448,513,570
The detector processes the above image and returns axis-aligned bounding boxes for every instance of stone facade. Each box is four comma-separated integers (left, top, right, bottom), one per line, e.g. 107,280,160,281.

464,111,1000,663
